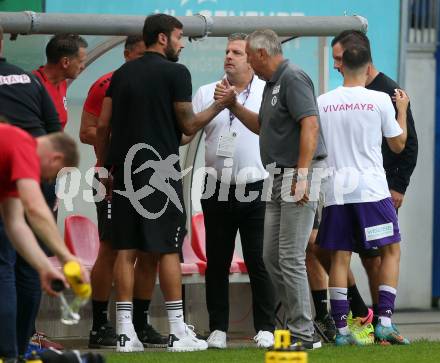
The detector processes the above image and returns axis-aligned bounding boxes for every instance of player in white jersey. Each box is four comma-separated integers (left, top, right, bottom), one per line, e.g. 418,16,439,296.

316,43,410,345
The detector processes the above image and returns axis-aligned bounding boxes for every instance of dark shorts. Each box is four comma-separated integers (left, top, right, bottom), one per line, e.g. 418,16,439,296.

111,165,186,253
93,172,112,242
95,198,112,242
312,211,320,230
358,245,381,258
317,198,401,253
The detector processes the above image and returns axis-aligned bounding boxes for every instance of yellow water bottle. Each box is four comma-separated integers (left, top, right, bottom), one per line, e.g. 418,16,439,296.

63,261,91,299
56,261,92,325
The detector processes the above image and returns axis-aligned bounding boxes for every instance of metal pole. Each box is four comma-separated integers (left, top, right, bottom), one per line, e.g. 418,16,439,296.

0,12,367,37
85,36,126,68
318,37,329,95
399,0,410,87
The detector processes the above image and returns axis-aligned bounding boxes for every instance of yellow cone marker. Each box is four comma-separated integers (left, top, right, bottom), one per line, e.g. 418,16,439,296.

265,330,308,363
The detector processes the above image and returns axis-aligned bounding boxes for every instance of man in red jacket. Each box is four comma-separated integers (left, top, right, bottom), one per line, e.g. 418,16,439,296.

0,121,87,361
33,34,88,129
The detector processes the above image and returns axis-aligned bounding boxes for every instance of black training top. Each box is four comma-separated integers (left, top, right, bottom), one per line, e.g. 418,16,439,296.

106,51,192,167
367,72,418,194
0,57,61,137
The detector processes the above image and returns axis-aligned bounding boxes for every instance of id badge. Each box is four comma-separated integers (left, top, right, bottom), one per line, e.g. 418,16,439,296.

216,130,239,157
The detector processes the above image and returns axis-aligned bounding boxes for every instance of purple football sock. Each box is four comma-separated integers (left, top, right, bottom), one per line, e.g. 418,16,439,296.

378,286,396,318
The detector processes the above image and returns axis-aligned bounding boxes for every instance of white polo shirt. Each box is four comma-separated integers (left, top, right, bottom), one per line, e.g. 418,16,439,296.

193,75,268,184
317,86,403,206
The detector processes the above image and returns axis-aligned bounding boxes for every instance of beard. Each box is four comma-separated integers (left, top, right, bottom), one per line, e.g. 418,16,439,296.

165,43,179,62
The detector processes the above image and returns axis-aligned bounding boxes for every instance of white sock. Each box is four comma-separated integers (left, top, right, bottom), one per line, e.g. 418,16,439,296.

116,301,134,334
378,285,397,295
338,325,350,336
379,316,392,327
329,287,348,301
166,300,185,336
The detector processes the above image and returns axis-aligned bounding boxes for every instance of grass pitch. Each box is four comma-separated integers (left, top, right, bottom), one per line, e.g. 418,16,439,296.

105,341,440,363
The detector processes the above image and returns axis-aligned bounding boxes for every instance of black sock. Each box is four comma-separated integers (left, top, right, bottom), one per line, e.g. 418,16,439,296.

92,300,109,331
372,303,379,316
372,303,379,326
311,289,328,320
133,298,151,331
347,284,369,318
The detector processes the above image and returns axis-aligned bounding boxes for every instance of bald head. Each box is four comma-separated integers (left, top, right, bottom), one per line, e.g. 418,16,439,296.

37,132,79,181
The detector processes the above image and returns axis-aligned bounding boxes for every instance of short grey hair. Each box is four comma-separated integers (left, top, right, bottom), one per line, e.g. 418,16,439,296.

228,33,248,41
246,29,282,56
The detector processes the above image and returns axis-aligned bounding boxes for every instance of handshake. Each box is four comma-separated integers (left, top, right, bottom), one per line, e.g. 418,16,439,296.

214,78,238,110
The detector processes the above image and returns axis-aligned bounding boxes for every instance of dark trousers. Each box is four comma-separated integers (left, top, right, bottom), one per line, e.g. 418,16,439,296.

0,181,56,358
0,221,42,358
201,178,275,333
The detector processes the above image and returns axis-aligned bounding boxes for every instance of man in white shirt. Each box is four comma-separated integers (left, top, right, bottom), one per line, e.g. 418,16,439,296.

317,43,410,345
192,33,275,349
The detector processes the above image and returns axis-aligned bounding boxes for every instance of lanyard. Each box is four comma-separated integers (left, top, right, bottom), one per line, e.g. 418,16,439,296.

228,76,254,129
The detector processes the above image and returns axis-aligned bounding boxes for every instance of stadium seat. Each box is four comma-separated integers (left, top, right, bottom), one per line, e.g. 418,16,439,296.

64,214,100,268
191,212,244,274
181,235,206,275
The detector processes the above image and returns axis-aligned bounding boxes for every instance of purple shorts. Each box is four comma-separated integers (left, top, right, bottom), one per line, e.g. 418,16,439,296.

317,198,401,252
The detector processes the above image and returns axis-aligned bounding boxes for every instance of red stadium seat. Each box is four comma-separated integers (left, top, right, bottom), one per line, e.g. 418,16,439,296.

181,235,206,275
190,212,207,261
233,252,248,273
64,215,100,268
191,212,244,274
63,214,207,279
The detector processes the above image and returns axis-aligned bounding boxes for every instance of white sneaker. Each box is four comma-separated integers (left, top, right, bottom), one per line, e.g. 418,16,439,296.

167,324,208,352
253,330,274,348
116,326,144,352
207,330,227,349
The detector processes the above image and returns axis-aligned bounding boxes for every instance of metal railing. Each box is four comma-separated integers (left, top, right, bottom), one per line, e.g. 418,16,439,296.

399,0,439,85
407,0,439,50
0,12,367,37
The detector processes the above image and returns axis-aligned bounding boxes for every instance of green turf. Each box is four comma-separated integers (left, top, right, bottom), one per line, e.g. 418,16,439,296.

105,341,440,363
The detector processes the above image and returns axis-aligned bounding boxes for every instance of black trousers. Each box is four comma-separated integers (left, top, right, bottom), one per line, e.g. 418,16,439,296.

201,178,275,333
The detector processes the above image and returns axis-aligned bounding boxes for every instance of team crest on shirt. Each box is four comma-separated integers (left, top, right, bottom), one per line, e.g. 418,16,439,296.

271,95,278,106
272,85,280,94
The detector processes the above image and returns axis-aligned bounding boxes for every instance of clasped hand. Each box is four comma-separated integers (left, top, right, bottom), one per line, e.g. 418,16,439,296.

214,78,237,109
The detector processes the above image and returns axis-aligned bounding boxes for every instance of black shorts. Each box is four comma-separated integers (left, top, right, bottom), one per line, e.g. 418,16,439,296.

358,245,381,258
312,211,320,230
111,165,186,253
93,172,112,242
95,197,112,242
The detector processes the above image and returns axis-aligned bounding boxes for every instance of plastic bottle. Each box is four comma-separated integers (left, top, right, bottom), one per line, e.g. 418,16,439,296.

51,261,91,325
